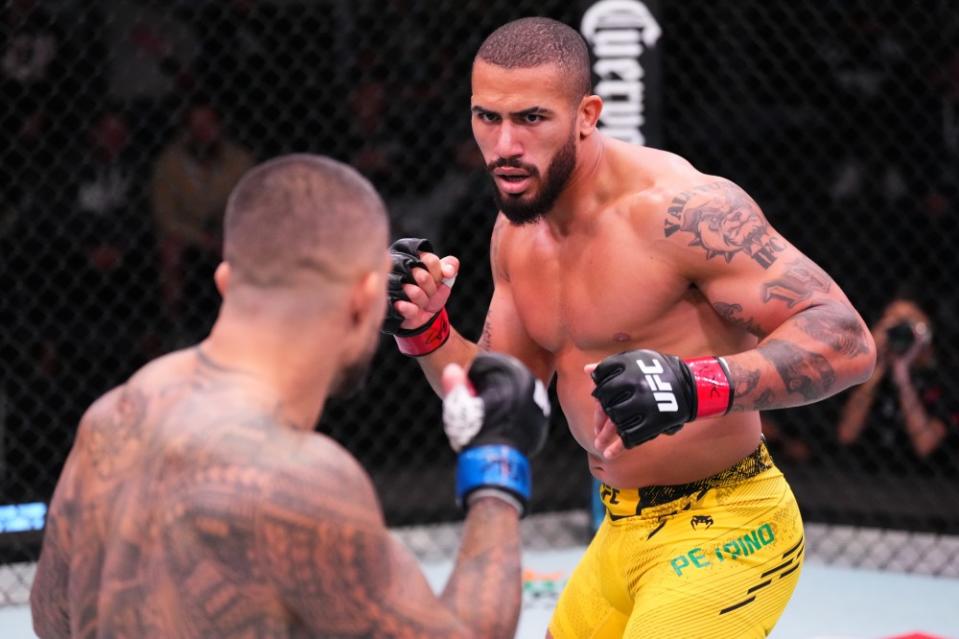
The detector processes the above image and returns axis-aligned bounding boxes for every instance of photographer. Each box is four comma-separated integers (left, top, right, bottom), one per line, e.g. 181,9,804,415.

838,296,957,470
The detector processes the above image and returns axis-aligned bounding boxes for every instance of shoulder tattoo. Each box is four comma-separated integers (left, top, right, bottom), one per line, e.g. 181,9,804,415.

664,181,785,269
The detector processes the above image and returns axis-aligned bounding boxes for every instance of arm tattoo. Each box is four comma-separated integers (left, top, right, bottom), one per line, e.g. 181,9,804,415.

31,515,71,638
761,258,832,307
33,386,149,638
439,499,521,639
258,472,521,637
85,387,147,480
758,339,836,401
479,318,493,351
754,389,775,410
726,359,761,412
794,303,870,358
664,181,785,268
713,301,766,337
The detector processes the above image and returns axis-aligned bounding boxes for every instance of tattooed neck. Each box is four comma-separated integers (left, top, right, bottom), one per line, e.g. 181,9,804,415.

194,346,315,431
195,345,257,378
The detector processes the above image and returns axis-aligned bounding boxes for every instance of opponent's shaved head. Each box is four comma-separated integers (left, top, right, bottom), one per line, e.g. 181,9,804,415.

224,154,388,289
475,17,592,99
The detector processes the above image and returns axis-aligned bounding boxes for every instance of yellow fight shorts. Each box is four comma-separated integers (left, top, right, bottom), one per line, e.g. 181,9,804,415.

549,442,804,639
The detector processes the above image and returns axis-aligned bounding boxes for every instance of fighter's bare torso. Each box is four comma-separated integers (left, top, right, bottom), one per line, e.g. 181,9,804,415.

35,348,381,637
494,139,763,488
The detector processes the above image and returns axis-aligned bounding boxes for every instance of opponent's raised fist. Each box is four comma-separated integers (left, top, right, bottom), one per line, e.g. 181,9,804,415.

383,238,459,334
442,353,551,515
589,349,734,455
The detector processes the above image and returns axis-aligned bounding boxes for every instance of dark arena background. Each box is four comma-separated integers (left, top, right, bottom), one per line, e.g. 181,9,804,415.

2,0,959,633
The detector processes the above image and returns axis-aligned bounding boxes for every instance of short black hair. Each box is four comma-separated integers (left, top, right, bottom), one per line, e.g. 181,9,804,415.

224,154,388,288
475,17,592,98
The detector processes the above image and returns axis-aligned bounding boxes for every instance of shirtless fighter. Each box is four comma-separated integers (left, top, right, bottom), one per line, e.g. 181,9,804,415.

30,154,549,638
382,18,876,638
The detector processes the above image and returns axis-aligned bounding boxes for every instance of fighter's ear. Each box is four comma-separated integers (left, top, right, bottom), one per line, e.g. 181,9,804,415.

214,262,231,298
578,94,603,138
348,268,385,329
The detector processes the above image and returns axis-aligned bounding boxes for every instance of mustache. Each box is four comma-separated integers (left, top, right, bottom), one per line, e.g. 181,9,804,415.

487,157,539,176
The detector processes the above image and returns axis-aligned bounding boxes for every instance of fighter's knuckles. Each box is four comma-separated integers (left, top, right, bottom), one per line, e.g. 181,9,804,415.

412,268,438,294
418,251,441,269
401,283,430,308
394,300,422,318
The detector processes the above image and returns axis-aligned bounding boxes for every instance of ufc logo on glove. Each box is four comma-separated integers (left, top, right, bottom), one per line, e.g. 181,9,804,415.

637,358,679,412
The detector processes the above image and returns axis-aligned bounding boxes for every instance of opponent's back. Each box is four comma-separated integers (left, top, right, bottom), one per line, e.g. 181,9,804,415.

32,347,348,638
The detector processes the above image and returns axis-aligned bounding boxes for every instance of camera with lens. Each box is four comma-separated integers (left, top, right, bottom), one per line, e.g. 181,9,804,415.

886,321,918,355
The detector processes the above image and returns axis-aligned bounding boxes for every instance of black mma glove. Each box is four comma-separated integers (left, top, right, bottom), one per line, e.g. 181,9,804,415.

591,349,734,449
443,353,551,516
383,238,451,356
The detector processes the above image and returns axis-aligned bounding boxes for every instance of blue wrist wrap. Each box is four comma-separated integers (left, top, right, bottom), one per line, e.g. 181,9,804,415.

456,445,531,508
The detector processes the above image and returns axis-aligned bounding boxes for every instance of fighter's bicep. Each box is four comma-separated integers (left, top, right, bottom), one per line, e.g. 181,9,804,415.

257,475,458,637
355,531,471,637
698,244,845,336
661,179,848,332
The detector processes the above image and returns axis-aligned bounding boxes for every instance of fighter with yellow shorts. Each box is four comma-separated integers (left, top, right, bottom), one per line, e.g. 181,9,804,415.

550,442,804,639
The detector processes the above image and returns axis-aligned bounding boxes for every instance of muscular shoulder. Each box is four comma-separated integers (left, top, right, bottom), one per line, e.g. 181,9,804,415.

74,383,148,455
604,143,706,228
617,166,787,277
258,431,383,528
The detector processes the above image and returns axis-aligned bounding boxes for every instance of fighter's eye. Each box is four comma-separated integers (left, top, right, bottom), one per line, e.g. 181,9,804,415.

477,112,500,123
523,113,543,124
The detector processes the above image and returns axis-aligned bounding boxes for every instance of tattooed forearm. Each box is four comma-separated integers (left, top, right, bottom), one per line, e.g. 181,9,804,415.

256,456,521,638
441,498,522,639
794,303,870,358
664,181,784,268
754,389,775,410
726,359,761,412
757,339,836,401
713,302,766,337
761,258,832,308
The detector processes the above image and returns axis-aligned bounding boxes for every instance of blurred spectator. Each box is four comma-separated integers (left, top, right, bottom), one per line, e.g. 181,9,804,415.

104,0,197,151
822,6,939,204
105,0,196,105
1,0,61,130
74,110,138,234
22,109,160,421
346,76,403,194
838,296,959,473
0,0,79,199
191,0,269,125
151,99,254,342
69,109,159,340
391,138,486,239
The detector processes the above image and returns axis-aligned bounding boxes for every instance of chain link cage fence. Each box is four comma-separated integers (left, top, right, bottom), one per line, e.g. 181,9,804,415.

2,0,958,606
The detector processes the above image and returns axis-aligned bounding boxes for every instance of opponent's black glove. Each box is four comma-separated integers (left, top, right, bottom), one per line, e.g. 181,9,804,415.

591,349,734,449
382,238,452,356
443,353,550,516
383,238,434,335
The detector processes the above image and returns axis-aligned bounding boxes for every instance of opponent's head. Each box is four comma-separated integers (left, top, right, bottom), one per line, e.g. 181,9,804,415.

219,154,390,395
471,17,601,224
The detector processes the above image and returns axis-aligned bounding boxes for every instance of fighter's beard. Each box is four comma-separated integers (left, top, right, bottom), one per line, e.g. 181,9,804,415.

490,132,576,225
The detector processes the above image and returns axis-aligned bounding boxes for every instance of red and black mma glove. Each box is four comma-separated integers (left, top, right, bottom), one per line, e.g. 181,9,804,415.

591,349,734,448
382,238,451,357
442,353,551,516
